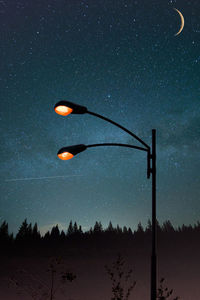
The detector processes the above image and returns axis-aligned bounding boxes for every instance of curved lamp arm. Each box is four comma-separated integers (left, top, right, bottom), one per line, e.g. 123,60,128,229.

57,143,150,178
54,100,150,150
87,111,150,150
87,143,148,152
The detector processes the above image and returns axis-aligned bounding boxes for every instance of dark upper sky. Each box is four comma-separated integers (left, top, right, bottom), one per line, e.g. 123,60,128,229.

0,0,200,235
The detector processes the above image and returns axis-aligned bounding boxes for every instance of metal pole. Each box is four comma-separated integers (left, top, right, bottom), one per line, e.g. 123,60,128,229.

151,129,157,300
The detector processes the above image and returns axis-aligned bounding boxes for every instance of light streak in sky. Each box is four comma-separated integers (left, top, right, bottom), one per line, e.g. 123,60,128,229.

5,175,83,182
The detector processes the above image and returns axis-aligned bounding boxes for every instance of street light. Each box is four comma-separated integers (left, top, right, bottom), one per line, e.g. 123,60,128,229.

57,144,87,160
54,100,87,115
54,100,157,300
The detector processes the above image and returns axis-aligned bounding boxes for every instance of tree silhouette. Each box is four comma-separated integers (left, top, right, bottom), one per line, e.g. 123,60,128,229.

32,223,41,242
137,222,144,233
0,220,13,252
43,231,50,242
60,230,66,242
50,225,60,241
16,219,32,244
162,221,175,234
0,221,9,242
6,257,76,300
78,225,83,234
116,224,123,235
93,221,103,234
122,226,128,234
67,220,74,236
73,222,78,234
106,221,114,233
146,219,152,234
127,227,132,236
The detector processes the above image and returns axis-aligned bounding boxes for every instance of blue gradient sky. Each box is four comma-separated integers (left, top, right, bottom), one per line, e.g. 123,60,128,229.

0,0,200,235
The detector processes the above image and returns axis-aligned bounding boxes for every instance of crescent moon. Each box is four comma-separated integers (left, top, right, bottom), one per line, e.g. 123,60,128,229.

174,8,184,36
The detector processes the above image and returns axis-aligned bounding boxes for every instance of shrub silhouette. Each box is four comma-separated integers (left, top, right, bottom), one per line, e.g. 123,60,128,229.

6,256,76,300
105,255,180,300
157,278,179,300
105,254,136,300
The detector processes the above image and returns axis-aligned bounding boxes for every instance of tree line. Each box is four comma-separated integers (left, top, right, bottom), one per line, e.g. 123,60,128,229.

1,219,200,249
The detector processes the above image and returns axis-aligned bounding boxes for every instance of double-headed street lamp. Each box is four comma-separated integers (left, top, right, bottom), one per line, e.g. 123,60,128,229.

54,100,157,300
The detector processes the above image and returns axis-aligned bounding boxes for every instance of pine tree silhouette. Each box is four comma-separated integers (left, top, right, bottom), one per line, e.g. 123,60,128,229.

16,219,32,244
0,221,9,243
67,221,74,236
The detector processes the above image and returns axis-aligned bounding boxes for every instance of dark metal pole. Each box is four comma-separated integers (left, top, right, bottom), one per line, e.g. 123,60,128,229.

151,129,157,300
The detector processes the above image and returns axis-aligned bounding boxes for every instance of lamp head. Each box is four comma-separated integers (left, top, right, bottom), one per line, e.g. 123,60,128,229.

54,100,87,116
57,144,87,160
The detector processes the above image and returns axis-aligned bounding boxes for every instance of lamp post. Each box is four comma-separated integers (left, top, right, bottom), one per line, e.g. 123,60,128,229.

54,100,157,300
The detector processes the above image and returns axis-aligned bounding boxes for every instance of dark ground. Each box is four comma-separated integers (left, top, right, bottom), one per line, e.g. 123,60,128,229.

0,237,199,300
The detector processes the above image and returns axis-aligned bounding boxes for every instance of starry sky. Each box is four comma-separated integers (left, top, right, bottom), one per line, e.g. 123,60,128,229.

0,0,200,235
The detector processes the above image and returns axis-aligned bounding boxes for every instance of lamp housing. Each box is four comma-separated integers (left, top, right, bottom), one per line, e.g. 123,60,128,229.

54,100,87,116
57,144,87,160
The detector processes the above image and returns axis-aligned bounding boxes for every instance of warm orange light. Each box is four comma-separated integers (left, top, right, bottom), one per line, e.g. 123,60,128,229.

55,105,73,116
58,152,74,160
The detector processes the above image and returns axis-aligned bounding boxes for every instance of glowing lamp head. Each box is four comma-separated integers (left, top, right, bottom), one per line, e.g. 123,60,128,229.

55,105,73,116
58,152,74,160
54,100,87,116
57,144,87,161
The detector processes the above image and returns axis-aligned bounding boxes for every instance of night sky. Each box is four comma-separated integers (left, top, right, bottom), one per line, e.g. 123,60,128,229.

1,0,200,235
